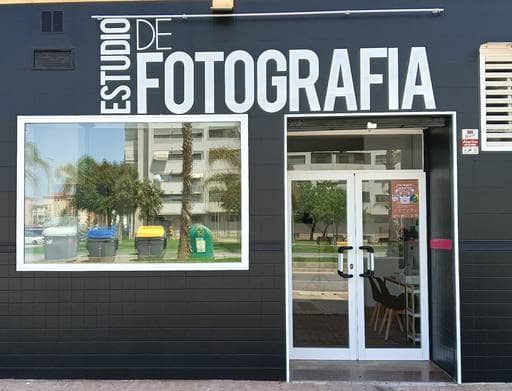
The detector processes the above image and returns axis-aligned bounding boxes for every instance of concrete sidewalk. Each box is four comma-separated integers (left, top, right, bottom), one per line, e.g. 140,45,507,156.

0,381,510,391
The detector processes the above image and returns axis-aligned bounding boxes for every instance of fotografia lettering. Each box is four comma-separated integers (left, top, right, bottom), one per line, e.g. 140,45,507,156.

99,18,436,114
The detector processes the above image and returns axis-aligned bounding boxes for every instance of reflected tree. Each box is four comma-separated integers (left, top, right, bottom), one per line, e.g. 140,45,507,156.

25,141,50,188
178,122,193,260
208,147,241,215
294,182,346,242
95,161,118,226
293,182,317,241
56,163,77,195
72,156,100,223
112,164,139,237
313,182,346,240
58,156,162,229
137,178,163,225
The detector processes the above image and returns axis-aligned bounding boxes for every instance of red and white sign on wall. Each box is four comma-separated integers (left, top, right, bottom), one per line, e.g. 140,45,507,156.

461,128,479,155
391,180,419,218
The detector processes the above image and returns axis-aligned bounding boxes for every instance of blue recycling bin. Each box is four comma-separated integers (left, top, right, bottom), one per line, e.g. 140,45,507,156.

87,227,118,258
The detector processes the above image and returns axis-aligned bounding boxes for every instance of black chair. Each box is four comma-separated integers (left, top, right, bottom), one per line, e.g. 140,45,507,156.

367,276,385,330
375,277,405,340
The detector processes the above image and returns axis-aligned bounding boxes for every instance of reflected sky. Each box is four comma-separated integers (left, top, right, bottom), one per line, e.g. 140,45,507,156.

25,123,125,197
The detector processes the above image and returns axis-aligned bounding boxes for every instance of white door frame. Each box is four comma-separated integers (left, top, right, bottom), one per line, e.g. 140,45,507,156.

283,112,461,383
286,170,429,362
354,170,429,360
287,170,358,360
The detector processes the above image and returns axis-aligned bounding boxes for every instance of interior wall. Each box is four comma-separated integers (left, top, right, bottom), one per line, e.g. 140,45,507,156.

425,124,457,378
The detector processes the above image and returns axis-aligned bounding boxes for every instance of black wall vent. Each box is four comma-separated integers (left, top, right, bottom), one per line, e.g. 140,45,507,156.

41,11,52,32
33,49,74,70
41,11,63,33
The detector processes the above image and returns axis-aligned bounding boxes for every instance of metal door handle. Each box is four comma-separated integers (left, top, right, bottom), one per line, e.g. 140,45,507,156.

337,246,353,278
358,245,375,278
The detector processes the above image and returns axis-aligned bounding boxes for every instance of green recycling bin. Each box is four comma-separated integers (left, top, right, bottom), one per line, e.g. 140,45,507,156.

188,224,214,259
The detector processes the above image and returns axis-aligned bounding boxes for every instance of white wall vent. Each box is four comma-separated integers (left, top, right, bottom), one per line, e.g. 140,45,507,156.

481,42,512,151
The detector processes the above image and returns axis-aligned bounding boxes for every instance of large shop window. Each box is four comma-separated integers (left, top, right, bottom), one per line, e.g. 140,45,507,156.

17,115,249,271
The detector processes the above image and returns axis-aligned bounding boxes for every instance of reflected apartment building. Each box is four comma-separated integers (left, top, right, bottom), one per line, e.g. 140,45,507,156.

124,122,241,238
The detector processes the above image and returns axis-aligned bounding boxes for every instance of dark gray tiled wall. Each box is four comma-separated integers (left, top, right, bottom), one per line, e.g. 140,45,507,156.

0,0,511,381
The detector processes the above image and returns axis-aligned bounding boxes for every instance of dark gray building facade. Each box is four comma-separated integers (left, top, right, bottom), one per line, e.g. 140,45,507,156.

0,0,510,383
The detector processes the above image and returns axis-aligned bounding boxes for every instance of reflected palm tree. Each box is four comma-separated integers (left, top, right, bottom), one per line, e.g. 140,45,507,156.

25,141,50,188
178,122,193,260
56,163,77,195
207,147,241,214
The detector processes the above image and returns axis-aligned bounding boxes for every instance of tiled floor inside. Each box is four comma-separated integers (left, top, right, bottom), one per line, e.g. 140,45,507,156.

290,360,454,383
293,310,412,348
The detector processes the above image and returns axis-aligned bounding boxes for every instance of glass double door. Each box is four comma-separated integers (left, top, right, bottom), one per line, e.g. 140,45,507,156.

288,171,428,360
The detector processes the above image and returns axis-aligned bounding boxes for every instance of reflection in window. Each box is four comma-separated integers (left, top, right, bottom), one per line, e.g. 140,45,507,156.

168,151,203,161
209,189,223,202
22,120,243,267
336,152,371,165
161,194,203,203
375,154,387,165
159,174,182,182
209,127,239,139
287,134,422,171
375,194,389,203
154,128,203,140
287,155,306,166
311,152,333,164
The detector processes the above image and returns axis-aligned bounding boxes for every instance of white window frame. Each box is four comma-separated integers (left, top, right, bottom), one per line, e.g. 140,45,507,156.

17,114,249,272
480,42,512,151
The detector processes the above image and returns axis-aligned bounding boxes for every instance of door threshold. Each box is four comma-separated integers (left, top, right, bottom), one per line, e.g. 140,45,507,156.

290,360,454,383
